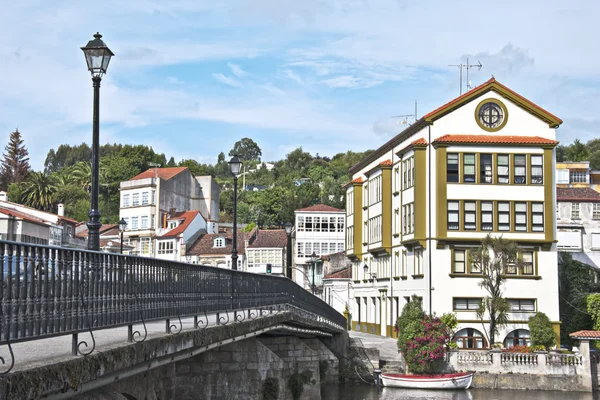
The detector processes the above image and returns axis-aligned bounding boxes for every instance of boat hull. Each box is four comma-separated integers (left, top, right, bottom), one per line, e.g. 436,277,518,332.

381,372,473,390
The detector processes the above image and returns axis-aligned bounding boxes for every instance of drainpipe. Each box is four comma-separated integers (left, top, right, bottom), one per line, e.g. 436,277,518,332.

428,124,432,316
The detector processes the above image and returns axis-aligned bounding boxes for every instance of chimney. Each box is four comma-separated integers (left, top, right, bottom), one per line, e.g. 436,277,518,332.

58,204,65,217
169,208,176,217
0,191,8,202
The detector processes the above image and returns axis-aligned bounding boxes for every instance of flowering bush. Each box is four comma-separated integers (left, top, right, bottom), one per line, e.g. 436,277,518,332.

502,345,533,353
404,316,451,374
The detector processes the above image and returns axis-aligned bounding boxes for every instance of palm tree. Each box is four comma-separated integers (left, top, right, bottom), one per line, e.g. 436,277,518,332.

23,171,57,211
72,161,91,192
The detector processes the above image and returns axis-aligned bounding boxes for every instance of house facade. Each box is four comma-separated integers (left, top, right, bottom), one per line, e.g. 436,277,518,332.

294,204,346,290
346,78,561,347
119,167,219,257
246,230,287,275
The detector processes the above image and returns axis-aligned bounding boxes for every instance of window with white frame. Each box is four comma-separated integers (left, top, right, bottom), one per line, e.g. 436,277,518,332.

497,155,509,183
448,201,459,230
151,214,155,229
347,192,354,215
447,153,459,183
481,202,493,231
480,154,493,183
532,203,544,231
337,242,344,252
140,237,151,254
369,215,382,243
453,298,481,311
141,215,149,229
414,248,423,275
131,217,139,230
394,208,400,235
572,203,580,219
346,227,353,249
464,201,476,230
158,241,174,254
152,190,156,204
337,217,345,232
570,170,588,183
515,202,527,231
132,193,139,206
514,155,526,184
142,192,149,205
531,155,543,184
498,202,510,231
401,251,407,276
214,238,225,248
370,175,382,204
394,166,400,192
363,185,369,207
123,194,130,207
594,204,600,220
297,216,305,232
463,154,475,183
123,217,129,230
508,299,535,312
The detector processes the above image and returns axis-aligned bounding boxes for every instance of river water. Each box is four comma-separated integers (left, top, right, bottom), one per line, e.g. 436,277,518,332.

320,384,600,400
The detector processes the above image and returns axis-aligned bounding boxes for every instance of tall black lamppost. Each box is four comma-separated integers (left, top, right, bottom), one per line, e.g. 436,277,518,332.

310,251,318,295
229,155,242,270
81,33,114,251
284,222,293,279
118,218,127,254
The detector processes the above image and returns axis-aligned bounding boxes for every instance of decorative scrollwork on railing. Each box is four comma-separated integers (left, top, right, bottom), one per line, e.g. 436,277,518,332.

249,309,258,320
235,310,246,323
168,316,183,335
218,309,230,325
260,308,269,317
168,279,183,335
131,281,147,343
195,310,209,330
0,282,14,375
77,280,96,356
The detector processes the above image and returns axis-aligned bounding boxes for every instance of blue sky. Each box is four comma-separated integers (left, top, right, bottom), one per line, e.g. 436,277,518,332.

0,0,598,170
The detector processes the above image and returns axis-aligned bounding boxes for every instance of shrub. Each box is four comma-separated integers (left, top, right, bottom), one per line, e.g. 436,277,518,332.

396,297,426,354
404,316,451,374
528,312,556,351
502,345,533,353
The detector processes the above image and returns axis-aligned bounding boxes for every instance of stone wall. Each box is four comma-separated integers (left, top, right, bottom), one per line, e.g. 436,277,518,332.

300,338,340,383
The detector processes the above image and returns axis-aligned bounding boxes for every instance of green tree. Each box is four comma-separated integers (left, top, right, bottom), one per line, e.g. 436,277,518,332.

0,129,30,191
528,312,557,350
587,293,600,331
22,171,57,211
555,145,566,162
589,151,600,170
7,182,24,204
167,156,177,167
470,234,519,345
72,161,92,192
229,138,262,162
396,296,426,353
564,139,590,162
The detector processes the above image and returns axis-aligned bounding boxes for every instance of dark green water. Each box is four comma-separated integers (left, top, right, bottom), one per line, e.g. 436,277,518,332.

321,384,600,400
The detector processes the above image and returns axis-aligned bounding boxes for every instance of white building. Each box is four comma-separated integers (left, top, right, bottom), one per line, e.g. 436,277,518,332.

294,204,346,290
347,78,561,347
119,167,219,258
246,230,287,275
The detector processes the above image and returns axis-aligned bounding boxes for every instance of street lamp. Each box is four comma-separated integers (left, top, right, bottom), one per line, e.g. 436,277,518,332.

284,222,293,279
228,155,242,270
118,218,127,254
81,32,114,251
310,251,318,295
363,264,369,280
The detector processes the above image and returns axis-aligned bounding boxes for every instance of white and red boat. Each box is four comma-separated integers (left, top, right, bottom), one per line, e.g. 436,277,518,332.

381,372,473,390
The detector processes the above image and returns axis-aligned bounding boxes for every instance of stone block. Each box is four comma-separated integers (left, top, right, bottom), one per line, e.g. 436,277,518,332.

246,362,258,370
221,362,245,372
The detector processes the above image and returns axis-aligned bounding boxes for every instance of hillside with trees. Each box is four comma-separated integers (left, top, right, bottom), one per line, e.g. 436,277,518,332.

2,133,369,227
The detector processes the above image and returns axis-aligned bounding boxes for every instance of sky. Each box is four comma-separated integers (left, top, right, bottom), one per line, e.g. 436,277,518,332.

0,0,599,170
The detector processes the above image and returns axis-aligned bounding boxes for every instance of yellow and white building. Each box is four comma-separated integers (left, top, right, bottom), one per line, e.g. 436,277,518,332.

346,78,562,347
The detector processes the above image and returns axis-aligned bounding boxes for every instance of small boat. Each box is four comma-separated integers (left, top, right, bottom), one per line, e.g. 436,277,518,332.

380,372,473,390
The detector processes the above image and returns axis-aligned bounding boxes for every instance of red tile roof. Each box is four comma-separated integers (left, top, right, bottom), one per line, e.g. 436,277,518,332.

158,211,200,238
187,230,254,256
248,230,288,248
0,207,48,227
557,187,600,202
324,266,352,280
76,224,119,238
344,177,364,188
130,167,188,181
411,138,428,145
424,78,496,119
433,134,558,146
569,330,600,339
379,159,392,166
296,204,344,213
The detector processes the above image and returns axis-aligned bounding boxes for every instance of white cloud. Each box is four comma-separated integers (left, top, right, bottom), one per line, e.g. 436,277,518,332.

212,73,242,87
227,63,248,77
284,69,306,86
321,75,383,89
166,76,184,84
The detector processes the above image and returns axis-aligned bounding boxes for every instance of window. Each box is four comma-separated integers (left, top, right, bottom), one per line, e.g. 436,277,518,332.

532,203,544,232
132,193,140,206
498,202,510,231
594,204,600,220
337,217,345,232
369,175,382,204
297,216,305,232
123,217,129,230
448,201,459,230
394,167,400,193
152,190,156,204
504,329,531,347
297,242,304,257
141,215,148,229
531,155,543,184
403,204,414,234
570,170,587,183
592,233,600,250
142,192,149,205
394,209,400,235
480,154,492,183
140,237,150,254
515,202,527,231
414,248,423,275
131,217,139,230
464,201,476,230
364,185,369,207
401,251,407,277
481,202,493,231
508,299,536,312
337,242,344,252
158,241,175,254
453,298,481,311
305,217,313,232
447,153,459,183
347,192,354,215
123,194,130,207
453,249,466,273
514,155,526,184
521,251,534,275
497,155,509,183
151,214,155,229
454,328,486,349
214,238,225,248
463,154,475,183
572,203,580,219
403,158,414,189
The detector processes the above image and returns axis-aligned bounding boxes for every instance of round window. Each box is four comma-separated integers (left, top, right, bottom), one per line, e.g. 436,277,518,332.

475,99,508,132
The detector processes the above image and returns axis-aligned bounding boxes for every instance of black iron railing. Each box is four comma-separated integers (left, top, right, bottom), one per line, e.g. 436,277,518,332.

0,240,345,374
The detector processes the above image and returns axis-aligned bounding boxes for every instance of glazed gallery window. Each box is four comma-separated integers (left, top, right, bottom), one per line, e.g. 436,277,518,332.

142,191,149,205
532,203,544,232
123,194,130,207
480,154,493,183
448,201,459,230
480,202,493,231
515,202,528,231
132,193,140,207
464,201,476,230
572,203,580,219
514,155,526,184
463,154,475,183
531,155,543,184
497,155,509,183
158,241,174,254
498,202,510,231
594,204,600,220
447,153,459,183
570,170,587,183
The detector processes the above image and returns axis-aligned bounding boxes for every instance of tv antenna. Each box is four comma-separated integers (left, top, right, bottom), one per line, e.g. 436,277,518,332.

448,58,482,95
392,100,418,127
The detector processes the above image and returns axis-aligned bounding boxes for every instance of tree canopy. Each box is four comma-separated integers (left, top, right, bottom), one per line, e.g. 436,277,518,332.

0,129,30,191
229,137,262,162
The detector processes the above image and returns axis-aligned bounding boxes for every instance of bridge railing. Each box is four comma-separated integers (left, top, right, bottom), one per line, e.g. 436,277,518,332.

0,240,346,373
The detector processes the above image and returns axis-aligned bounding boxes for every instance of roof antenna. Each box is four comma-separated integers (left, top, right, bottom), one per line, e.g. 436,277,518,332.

392,100,418,126
448,58,483,95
